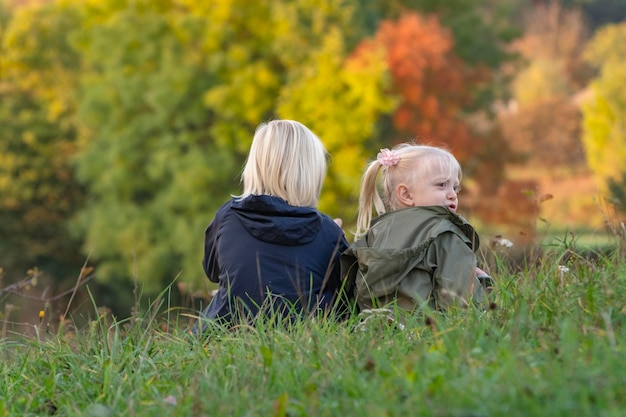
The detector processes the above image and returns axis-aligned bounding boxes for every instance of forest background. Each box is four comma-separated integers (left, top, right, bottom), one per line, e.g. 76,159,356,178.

1,0,626,325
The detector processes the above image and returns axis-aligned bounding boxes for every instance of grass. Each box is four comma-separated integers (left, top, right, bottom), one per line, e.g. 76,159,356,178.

1,244,626,417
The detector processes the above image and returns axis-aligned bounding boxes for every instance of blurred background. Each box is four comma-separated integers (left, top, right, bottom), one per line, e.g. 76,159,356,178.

1,0,625,330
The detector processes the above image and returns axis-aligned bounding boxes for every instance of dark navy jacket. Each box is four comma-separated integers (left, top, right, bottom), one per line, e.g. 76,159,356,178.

200,195,348,325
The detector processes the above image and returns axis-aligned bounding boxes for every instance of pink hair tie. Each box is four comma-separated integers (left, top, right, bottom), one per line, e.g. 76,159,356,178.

377,148,400,167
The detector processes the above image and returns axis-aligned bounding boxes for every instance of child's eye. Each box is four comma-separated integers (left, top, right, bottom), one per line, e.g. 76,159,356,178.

454,185,461,193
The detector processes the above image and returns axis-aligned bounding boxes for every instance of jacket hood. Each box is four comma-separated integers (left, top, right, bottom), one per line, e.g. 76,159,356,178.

231,195,322,245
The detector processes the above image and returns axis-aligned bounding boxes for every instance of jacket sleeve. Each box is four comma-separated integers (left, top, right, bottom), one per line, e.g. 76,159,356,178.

327,228,349,290
330,232,353,316
202,219,220,283
427,232,477,309
337,233,350,275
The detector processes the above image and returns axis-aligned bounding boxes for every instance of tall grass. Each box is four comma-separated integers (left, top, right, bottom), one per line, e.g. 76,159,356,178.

1,241,625,416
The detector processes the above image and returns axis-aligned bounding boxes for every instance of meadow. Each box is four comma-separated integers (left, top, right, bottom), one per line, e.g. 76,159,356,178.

1,237,625,417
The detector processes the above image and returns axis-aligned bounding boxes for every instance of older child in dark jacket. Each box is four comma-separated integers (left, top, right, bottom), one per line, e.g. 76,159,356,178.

197,120,348,329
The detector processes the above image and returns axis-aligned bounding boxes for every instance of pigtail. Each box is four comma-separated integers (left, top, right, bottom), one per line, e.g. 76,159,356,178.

355,160,386,239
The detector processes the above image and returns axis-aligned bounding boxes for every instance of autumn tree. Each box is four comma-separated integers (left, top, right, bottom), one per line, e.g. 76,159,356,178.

351,0,514,71
499,98,585,167
306,1,519,234
582,21,626,213
364,14,483,158
504,1,591,158
503,0,591,168
69,0,394,299
0,0,393,314
0,0,523,314
491,1,598,233
275,27,393,223
511,1,591,105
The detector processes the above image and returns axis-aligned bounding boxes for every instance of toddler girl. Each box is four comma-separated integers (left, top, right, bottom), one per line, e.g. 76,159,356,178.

342,143,489,314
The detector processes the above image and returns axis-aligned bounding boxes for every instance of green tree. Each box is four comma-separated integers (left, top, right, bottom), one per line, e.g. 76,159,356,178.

70,0,241,293
582,22,626,201
70,0,392,297
0,1,85,284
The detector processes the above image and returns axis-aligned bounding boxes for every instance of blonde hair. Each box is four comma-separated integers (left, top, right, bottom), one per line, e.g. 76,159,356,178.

355,143,461,237
239,119,327,207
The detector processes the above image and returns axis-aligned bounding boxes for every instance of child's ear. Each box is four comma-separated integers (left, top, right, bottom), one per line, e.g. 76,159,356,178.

396,184,414,207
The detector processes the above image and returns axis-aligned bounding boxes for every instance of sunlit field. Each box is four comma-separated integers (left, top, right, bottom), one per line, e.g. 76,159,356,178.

2,237,625,417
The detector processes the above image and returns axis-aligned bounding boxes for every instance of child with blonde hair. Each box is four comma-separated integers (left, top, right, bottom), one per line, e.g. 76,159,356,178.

342,143,490,314
196,119,348,329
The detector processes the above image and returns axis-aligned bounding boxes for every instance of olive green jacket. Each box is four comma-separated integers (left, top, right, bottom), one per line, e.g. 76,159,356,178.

342,206,486,312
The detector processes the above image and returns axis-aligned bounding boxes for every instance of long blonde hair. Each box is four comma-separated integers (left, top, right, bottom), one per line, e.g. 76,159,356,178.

355,143,461,238
239,119,327,207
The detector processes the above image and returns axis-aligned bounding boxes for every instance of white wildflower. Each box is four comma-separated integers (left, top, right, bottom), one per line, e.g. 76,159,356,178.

496,237,514,248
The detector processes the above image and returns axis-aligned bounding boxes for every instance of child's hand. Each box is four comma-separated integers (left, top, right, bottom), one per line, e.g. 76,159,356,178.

334,218,343,228
476,267,494,293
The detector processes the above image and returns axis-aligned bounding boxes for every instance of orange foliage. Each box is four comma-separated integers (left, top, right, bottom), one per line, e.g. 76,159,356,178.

367,12,487,160
498,97,586,168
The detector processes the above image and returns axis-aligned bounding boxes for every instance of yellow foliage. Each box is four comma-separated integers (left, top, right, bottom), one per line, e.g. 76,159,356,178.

276,28,394,222
21,131,36,147
513,59,569,105
582,22,626,193
1,0,79,122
